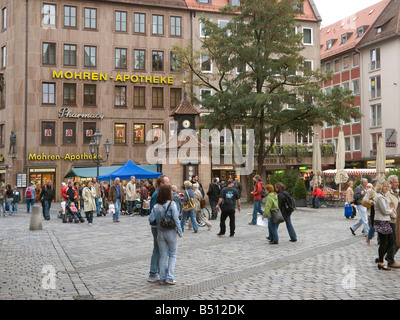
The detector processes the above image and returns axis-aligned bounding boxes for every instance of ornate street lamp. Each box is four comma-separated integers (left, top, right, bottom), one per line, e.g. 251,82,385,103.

89,129,111,181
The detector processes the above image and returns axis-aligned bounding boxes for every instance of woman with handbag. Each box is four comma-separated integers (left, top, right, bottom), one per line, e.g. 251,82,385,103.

180,181,199,234
82,180,96,225
192,183,212,231
262,184,282,245
149,184,183,285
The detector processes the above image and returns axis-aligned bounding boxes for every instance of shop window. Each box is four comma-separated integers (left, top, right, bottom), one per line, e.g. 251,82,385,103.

41,121,56,145
63,122,76,145
83,122,96,144
152,124,164,143
114,123,127,144
134,123,145,144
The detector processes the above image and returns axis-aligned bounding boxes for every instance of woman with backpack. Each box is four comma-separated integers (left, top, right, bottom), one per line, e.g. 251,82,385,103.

275,182,297,242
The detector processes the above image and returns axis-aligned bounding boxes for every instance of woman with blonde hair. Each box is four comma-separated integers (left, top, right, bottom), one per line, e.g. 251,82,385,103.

374,181,396,271
345,180,356,219
262,184,280,244
180,180,198,233
192,183,212,231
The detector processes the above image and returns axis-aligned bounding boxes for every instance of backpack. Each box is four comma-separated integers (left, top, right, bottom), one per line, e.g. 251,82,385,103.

283,191,296,214
26,188,32,198
261,183,266,199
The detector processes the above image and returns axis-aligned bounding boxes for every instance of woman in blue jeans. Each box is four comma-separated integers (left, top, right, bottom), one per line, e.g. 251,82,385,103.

275,182,297,242
149,184,183,285
180,181,199,233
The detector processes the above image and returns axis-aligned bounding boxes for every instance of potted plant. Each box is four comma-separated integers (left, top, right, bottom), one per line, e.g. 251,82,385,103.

293,178,308,207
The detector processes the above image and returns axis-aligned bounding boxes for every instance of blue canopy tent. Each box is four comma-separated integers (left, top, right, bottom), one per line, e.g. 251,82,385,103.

97,160,162,181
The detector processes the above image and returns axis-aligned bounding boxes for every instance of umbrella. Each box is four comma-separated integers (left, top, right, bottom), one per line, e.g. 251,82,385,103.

311,139,322,188
376,136,386,183
335,131,349,191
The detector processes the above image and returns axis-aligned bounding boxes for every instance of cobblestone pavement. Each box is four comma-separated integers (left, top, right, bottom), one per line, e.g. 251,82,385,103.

1,202,400,300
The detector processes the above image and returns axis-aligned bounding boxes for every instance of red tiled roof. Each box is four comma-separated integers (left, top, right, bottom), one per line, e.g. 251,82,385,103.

320,0,390,61
170,98,200,116
184,0,320,22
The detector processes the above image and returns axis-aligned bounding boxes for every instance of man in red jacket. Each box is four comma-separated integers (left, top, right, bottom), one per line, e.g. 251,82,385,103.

312,185,325,208
249,175,264,225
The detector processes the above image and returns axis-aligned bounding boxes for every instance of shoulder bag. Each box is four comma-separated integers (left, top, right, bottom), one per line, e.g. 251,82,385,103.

182,190,195,211
270,208,285,224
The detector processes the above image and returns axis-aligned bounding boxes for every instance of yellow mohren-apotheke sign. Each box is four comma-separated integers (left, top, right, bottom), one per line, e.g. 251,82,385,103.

29,152,102,162
53,70,174,85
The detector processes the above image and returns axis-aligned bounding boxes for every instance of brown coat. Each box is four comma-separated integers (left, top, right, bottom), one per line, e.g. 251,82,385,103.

109,184,125,203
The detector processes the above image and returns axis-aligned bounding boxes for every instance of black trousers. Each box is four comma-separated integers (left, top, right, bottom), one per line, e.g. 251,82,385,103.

379,231,395,263
385,223,399,264
220,209,235,236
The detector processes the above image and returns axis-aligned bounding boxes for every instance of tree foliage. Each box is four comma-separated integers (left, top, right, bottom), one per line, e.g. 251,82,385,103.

173,0,361,175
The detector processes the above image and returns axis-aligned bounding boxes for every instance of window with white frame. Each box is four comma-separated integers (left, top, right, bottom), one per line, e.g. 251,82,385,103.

200,89,212,107
302,28,313,45
345,137,351,152
370,48,380,70
352,79,360,95
353,136,361,151
343,55,350,70
200,19,211,38
201,55,212,73
370,75,381,99
43,4,56,27
370,104,381,127
334,59,340,73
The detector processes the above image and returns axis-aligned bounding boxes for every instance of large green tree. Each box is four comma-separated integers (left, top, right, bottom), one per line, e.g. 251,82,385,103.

173,0,361,177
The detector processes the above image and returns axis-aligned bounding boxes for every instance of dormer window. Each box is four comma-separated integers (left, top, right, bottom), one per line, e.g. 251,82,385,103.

230,0,240,5
341,32,352,45
356,25,368,38
326,39,337,50
198,0,211,4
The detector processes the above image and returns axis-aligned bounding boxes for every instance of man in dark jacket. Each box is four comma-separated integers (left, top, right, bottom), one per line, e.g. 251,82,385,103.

39,180,55,220
207,178,220,220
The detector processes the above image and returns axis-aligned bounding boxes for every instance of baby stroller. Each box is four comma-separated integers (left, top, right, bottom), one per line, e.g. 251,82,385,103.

59,201,85,223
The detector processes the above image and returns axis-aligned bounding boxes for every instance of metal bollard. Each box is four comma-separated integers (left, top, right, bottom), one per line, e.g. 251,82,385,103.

29,205,43,231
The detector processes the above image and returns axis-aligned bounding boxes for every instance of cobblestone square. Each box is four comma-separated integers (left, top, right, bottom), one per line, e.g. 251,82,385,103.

1,202,399,301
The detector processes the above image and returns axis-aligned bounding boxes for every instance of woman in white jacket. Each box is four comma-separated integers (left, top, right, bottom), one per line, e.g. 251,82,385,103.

374,181,396,271
82,180,97,225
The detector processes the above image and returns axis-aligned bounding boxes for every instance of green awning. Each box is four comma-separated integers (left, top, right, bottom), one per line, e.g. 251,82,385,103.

64,166,121,179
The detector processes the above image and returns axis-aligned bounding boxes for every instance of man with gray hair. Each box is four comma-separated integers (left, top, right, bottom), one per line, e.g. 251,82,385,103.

385,175,400,268
350,178,369,239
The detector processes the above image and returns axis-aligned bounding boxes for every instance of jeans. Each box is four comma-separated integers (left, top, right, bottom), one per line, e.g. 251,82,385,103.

351,205,369,237
157,229,178,282
43,199,51,219
209,199,218,219
95,198,100,215
181,209,198,233
251,200,264,224
149,226,160,279
113,199,121,221
0,202,5,216
220,209,235,236
85,211,94,224
312,196,324,208
26,199,35,213
284,215,297,241
12,202,18,213
268,217,279,243
6,198,13,215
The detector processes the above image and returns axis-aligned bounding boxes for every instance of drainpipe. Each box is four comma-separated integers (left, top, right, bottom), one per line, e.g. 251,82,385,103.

23,0,28,173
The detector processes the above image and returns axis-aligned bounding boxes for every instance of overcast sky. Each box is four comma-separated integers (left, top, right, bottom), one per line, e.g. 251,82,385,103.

313,0,384,27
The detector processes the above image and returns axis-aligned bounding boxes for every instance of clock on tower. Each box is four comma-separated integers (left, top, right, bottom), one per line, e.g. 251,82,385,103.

169,98,199,134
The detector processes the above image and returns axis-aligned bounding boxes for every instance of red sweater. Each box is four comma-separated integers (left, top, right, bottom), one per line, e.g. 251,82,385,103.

313,188,325,198
251,181,263,201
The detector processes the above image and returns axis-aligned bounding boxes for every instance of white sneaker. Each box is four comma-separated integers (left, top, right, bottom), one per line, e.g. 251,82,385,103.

148,276,160,283
89,223,92,226
165,279,176,285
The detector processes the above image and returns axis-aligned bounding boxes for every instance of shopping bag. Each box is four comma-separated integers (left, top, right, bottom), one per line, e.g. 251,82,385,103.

344,203,353,218
108,203,115,214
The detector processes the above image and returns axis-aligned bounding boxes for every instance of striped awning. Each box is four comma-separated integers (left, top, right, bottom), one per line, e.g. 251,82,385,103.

323,169,390,176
